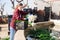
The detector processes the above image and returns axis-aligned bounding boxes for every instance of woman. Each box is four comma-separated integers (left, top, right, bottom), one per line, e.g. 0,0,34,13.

10,3,27,40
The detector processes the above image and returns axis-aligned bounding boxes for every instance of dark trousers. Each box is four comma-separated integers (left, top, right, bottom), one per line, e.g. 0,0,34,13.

8,15,12,31
24,19,28,30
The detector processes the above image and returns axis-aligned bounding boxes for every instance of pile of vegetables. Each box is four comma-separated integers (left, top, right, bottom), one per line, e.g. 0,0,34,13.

28,29,56,40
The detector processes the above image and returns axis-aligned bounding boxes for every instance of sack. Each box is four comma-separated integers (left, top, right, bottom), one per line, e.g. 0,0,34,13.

16,21,24,30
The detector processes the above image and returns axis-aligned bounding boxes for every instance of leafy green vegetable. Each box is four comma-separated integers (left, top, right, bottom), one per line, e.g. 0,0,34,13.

28,29,55,40
15,20,23,23
2,37,9,40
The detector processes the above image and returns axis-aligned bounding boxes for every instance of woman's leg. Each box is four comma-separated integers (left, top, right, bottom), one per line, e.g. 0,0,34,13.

10,27,16,40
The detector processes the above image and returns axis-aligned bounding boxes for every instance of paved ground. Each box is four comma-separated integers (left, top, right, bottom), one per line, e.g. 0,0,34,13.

0,24,9,38
50,19,60,40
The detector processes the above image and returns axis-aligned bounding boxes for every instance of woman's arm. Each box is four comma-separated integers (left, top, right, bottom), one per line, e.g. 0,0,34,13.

22,4,27,8
11,9,19,21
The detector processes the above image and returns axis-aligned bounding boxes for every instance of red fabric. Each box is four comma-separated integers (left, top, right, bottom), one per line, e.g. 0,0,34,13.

10,9,27,30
